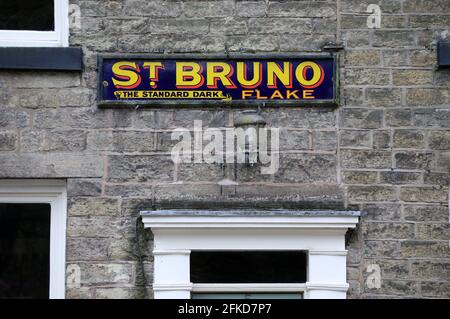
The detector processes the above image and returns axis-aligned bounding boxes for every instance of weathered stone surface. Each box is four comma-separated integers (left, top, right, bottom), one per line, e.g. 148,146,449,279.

366,88,402,108
340,130,371,148
373,31,415,48
275,154,337,183
344,50,381,66
67,179,102,197
340,108,383,129
248,18,312,34
78,263,133,285
373,131,391,149
66,237,112,261
341,150,392,169
416,223,449,240
406,89,449,107
107,155,173,182
279,129,310,150
313,131,337,151
69,197,120,216
363,259,410,279
395,152,434,170
0,154,103,178
344,68,390,85
362,222,415,240
105,184,153,197
392,70,433,86
364,279,418,296
236,1,266,18
268,1,335,18
385,109,412,127
421,282,450,298
265,108,336,129
111,131,156,152
403,205,449,222
424,172,450,186
380,172,422,185
0,108,30,129
348,186,395,202
400,187,448,203
429,131,450,150
0,131,17,151
343,171,378,184
413,109,450,128
364,240,400,258
401,240,449,258
96,287,151,299
361,203,401,221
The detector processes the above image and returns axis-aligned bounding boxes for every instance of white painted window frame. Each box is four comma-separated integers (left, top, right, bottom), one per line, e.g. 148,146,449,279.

0,179,67,299
141,211,359,299
0,0,69,47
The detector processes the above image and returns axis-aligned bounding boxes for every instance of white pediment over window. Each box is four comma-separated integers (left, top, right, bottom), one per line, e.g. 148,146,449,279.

141,209,359,299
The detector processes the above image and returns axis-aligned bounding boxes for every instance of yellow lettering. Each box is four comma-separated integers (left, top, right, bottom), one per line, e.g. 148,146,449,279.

295,61,324,89
112,61,142,89
176,62,204,89
303,89,315,99
207,62,236,89
236,62,262,88
267,62,292,88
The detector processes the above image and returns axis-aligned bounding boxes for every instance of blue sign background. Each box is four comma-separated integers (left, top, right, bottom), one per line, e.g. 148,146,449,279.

99,57,336,105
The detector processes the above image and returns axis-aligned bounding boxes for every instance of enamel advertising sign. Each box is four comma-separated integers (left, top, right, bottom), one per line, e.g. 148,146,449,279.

98,55,337,107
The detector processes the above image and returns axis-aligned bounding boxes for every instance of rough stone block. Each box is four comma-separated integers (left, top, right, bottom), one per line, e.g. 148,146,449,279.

385,109,412,127
343,171,378,184
364,240,400,258
275,154,337,183
69,197,120,216
393,130,426,148
392,70,433,86
107,155,173,182
401,240,449,258
429,131,450,150
348,186,395,202
0,131,17,151
395,151,434,170
0,154,103,178
279,129,310,151
341,150,392,169
416,223,449,240
403,205,449,222
366,88,402,107
67,179,102,197
344,68,390,86
421,282,450,298
340,108,383,129
340,130,371,148
380,172,422,185
268,1,335,18
406,89,449,107
361,203,401,221
373,31,415,48
236,1,266,17
400,187,448,203
362,222,415,240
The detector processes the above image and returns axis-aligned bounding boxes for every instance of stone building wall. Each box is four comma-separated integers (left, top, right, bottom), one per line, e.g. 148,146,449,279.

0,0,449,298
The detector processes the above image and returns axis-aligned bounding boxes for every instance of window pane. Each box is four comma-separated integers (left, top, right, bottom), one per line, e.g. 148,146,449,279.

0,203,51,299
190,251,307,284
0,1,54,31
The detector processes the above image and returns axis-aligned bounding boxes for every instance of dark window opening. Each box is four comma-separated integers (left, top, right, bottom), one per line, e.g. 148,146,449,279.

0,203,51,299
0,1,54,31
190,251,307,284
